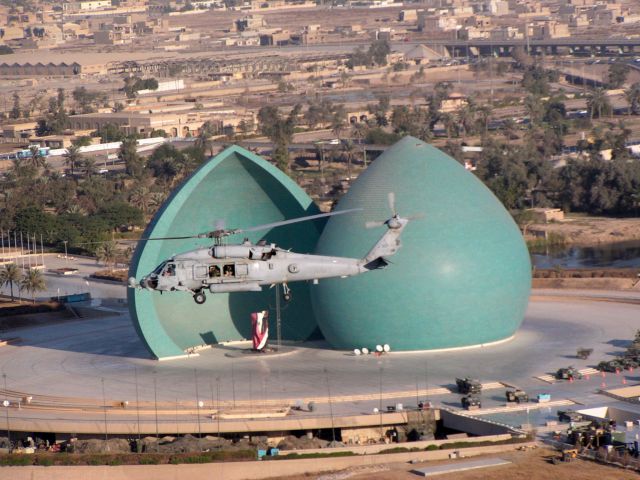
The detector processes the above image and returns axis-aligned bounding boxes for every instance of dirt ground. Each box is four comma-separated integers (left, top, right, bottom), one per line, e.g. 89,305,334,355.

530,216,640,246
278,447,640,480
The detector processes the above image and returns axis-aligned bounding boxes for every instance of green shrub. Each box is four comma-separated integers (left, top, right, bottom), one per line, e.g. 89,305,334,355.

0,455,33,466
139,455,160,465
35,456,54,466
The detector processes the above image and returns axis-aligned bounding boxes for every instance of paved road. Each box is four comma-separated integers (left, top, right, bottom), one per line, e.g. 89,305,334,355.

0,289,638,433
0,254,126,302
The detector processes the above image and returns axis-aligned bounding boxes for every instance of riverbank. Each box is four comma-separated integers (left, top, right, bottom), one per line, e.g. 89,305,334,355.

527,215,640,246
531,268,640,290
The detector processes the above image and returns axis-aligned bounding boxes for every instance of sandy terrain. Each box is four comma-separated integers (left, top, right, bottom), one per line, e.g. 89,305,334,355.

279,448,640,480
529,216,640,245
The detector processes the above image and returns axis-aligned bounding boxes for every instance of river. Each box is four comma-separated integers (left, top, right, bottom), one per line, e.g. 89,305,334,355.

530,240,640,269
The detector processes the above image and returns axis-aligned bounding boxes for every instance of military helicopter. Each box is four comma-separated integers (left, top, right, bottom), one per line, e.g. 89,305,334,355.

128,193,414,304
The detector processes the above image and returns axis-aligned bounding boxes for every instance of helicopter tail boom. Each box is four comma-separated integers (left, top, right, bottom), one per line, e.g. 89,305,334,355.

361,216,409,267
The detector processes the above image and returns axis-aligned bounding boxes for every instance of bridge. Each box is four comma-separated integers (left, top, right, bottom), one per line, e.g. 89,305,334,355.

420,38,640,58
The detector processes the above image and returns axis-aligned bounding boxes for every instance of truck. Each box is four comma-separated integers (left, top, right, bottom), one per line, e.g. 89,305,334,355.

556,366,582,380
455,377,482,395
506,389,529,403
461,395,481,410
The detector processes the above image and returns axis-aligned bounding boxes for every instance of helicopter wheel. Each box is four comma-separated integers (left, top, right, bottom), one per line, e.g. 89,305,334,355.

282,283,292,302
194,291,206,305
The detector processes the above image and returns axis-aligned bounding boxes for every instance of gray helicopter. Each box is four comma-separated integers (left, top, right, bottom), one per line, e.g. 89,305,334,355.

128,193,413,304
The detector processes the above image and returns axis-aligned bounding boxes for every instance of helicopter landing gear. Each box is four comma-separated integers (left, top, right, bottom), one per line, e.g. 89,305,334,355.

282,283,292,302
193,291,206,305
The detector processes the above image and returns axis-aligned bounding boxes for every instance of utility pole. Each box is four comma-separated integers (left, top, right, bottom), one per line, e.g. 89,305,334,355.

101,378,108,442
134,367,141,445
324,368,336,443
2,374,10,453
194,369,202,451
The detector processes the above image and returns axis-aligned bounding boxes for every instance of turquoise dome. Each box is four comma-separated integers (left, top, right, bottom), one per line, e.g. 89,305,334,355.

128,146,322,359
310,136,531,350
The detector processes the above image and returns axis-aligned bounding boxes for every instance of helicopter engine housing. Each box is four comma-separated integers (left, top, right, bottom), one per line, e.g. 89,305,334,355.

212,244,276,259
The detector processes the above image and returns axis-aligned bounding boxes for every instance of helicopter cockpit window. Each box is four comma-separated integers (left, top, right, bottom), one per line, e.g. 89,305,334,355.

163,263,176,277
152,261,167,275
223,264,235,277
209,265,221,277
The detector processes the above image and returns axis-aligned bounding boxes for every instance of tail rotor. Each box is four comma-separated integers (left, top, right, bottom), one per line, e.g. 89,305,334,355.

365,192,423,230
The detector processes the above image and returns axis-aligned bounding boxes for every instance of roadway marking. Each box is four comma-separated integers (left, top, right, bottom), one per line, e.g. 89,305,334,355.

467,399,575,415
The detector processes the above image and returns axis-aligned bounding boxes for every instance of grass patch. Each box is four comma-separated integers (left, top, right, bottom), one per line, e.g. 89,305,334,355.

269,451,356,460
0,455,32,466
378,446,422,454
527,232,567,251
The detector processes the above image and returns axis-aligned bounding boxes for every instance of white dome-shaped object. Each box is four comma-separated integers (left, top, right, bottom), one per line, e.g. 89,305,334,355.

354,348,361,356
376,344,383,352
362,347,369,355
373,407,379,414
383,344,390,352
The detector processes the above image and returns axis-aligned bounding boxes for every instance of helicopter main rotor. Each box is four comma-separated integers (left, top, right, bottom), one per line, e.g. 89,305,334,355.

139,208,362,243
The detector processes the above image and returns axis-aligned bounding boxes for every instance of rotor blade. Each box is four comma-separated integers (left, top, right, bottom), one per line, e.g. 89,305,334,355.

214,219,226,231
365,220,386,229
137,235,204,241
237,208,362,234
388,192,396,216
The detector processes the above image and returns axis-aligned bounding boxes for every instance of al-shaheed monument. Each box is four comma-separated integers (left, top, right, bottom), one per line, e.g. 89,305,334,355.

128,136,531,360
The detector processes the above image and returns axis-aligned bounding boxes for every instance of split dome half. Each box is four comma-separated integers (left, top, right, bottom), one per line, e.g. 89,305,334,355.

129,137,531,359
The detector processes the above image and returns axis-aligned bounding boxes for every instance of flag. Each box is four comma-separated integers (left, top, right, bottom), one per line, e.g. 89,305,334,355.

251,310,269,351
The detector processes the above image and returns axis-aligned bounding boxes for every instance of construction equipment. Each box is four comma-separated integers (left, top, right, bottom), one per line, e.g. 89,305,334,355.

597,360,623,373
552,448,578,464
506,389,529,403
556,366,582,380
456,377,482,395
562,449,578,461
576,348,593,360
461,395,481,410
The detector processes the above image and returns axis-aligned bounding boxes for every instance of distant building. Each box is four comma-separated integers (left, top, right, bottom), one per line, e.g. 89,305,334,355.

418,12,459,32
527,208,565,224
63,1,113,13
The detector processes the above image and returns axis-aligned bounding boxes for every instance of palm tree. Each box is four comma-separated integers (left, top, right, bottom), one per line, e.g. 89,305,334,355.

128,184,151,215
20,268,46,304
440,112,456,139
27,145,47,170
82,157,98,177
96,241,118,270
0,263,21,302
587,88,612,120
195,122,215,158
456,104,476,139
63,144,83,176
341,139,356,179
476,104,493,135
524,95,545,127
624,83,640,116
351,122,367,145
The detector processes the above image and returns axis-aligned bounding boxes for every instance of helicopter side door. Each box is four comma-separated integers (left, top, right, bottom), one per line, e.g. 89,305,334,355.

193,264,208,282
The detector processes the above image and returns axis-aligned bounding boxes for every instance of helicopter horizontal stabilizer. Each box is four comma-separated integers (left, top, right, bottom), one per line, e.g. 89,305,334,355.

362,257,389,270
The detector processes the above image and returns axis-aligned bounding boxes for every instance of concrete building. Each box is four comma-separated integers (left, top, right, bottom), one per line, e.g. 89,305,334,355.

312,137,531,350
418,12,459,32
69,109,255,138
63,0,113,13
128,145,323,359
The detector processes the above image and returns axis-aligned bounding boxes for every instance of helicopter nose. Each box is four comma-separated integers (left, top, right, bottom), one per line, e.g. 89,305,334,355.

140,277,148,289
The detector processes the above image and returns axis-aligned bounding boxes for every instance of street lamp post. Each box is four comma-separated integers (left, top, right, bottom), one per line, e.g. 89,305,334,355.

63,240,68,262
2,374,10,453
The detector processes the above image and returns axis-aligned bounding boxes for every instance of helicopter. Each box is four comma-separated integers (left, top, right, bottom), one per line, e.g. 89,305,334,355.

128,193,414,304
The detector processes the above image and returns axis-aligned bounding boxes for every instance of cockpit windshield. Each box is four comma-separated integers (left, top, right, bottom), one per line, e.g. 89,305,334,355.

152,261,167,275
